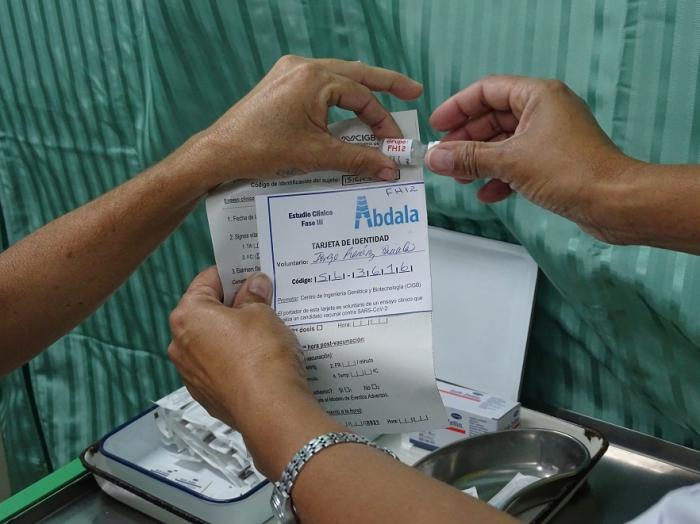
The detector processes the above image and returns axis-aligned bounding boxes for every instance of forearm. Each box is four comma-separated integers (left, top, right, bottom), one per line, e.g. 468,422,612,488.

0,132,219,372
594,158,700,254
239,394,513,524
292,444,514,524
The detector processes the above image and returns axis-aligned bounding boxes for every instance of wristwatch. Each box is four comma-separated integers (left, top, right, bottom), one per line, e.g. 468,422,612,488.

270,432,400,523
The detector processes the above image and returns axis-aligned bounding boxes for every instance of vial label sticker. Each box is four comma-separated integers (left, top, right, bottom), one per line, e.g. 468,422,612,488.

381,138,413,166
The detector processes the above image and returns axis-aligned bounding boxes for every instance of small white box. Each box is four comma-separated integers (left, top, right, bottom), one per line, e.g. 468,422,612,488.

408,380,521,451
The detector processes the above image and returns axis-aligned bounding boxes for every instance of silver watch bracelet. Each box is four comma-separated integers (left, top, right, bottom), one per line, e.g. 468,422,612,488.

270,431,401,523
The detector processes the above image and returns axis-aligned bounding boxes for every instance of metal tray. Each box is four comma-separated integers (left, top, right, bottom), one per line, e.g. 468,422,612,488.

378,409,609,523
414,429,592,517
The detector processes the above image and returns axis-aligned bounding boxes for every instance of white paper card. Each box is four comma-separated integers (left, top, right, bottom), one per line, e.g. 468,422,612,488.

256,183,431,324
488,473,540,509
206,111,445,434
462,486,479,499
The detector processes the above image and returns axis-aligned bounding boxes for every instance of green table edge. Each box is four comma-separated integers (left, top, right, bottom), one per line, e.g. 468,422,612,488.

0,459,86,522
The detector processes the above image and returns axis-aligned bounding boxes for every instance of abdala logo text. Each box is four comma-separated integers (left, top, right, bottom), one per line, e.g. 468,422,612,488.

354,195,419,229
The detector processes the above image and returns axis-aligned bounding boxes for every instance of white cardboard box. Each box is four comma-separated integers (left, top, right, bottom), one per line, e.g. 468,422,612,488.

408,379,521,451
428,227,537,402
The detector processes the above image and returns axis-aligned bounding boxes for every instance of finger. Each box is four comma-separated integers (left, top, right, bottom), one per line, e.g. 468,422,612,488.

441,111,519,142
477,179,514,203
313,58,423,100
166,341,179,363
425,140,506,181
430,75,534,131
488,132,512,142
324,74,402,138
318,137,399,181
183,266,224,303
233,272,273,308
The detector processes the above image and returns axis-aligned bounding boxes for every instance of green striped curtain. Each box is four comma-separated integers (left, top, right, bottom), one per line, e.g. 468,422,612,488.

1,0,699,492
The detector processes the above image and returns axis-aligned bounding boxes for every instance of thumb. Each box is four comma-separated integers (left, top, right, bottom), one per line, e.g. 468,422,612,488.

425,140,505,181
321,140,399,182
233,272,273,308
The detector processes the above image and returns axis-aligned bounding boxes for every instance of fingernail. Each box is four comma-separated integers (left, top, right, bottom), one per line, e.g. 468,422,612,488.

377,167,397,181
426,148,454,173
247,273,272,301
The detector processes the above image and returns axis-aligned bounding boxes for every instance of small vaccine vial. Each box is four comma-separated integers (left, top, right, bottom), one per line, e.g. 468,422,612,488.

378,138,440,166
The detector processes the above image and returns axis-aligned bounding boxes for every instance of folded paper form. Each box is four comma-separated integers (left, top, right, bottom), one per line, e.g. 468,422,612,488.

206,110,445,434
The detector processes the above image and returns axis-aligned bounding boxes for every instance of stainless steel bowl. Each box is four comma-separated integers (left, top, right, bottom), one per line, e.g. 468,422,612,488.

413,429,591,514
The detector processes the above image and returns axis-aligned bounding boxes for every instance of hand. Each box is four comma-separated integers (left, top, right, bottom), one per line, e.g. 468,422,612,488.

189,55,423,189
168,268,303,426
425,76,636,241
168,268,342,478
